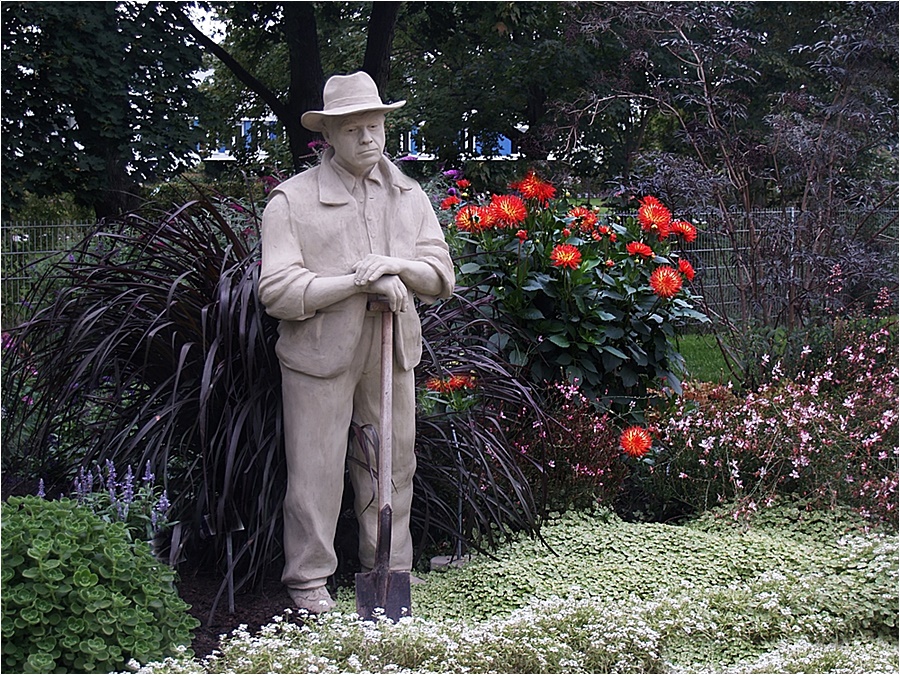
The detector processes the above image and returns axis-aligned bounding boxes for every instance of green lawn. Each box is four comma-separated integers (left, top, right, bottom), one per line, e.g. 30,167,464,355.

677,332,731,384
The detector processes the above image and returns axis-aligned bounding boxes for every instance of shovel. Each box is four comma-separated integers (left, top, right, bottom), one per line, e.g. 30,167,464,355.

355,298,412,621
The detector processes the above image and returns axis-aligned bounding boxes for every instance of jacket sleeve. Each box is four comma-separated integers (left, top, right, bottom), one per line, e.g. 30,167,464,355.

258,190,317,321
412,189,456,305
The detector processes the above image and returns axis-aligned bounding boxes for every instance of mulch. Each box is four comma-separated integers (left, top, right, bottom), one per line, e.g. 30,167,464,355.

177,568,298,660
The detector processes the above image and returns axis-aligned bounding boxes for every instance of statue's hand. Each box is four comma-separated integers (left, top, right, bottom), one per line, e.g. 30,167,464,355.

352,254,402,286
366,275,408,313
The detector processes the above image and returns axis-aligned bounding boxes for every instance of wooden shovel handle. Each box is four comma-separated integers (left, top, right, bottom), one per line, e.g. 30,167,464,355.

367,297,394,571
378,307,393,515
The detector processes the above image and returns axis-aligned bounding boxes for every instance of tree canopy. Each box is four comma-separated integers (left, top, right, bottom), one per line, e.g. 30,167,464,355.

2,1,896,215
1,1,205,219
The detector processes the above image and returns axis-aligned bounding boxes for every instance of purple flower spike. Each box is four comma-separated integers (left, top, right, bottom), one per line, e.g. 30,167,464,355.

156,491,170,518
142,461,155,485
37,478,46,498
123,465,135,506
105,460,118,501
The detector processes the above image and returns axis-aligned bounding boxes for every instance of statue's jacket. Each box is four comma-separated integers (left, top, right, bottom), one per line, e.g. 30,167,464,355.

258,150,455,378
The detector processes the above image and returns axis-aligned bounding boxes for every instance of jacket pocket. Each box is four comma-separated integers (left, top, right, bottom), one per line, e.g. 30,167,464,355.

275,298,366,378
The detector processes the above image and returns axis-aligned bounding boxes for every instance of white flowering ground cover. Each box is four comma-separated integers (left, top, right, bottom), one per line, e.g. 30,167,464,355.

128,506,898,674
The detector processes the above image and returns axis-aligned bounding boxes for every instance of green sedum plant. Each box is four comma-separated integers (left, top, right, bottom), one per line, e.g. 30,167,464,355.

1,496,199,673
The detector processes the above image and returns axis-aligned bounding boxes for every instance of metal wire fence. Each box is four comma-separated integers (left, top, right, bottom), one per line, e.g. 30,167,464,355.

682,208,898,326
2,209,897,329
1,221,99,327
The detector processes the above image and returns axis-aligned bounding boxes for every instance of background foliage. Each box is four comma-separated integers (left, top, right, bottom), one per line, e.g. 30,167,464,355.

1,1,204,219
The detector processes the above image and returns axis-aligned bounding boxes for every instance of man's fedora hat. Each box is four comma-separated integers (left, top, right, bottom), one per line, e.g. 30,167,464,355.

301,71,406,132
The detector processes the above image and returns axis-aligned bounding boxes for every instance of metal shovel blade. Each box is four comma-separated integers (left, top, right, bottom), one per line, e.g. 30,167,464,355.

355,505,411,621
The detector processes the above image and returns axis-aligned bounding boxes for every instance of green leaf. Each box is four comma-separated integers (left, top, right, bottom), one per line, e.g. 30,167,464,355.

602,345,628,360
72,568,98,588
459,262,482,275
548,334,570,347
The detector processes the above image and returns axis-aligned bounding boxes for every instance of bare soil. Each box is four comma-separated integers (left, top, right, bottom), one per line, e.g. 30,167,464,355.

178,568,297,660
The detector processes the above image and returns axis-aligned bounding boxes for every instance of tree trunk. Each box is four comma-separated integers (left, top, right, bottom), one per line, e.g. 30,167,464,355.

362,2,401,94
93,156,140,221
283,2,324,173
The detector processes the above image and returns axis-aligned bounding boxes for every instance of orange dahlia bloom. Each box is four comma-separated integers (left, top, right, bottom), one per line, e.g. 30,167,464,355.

446,374,476,391
568,206,598,233
620,426,653,458
637,196,672,239
426,377,448,393
440,195,461,210
456,179,471,188
650,266,683,298
678,258,696,281
550,243,582,270
511,171,556,205
626,241,654,258
489,194,528,227
455,205,495,233
427,374,476,393
670,220,698,243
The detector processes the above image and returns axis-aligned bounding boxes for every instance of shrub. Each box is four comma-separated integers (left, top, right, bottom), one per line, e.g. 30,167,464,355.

0,496,199,673
508,380,628,513
435,170,708,409
645,325,899,525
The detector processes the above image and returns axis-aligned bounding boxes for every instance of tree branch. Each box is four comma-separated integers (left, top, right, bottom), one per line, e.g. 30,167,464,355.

168,4,289,120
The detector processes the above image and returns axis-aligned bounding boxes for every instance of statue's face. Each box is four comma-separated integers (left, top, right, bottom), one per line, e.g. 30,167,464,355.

323,111,387,177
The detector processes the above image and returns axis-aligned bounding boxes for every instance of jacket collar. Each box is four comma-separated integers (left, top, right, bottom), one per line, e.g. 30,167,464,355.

317,148,416,205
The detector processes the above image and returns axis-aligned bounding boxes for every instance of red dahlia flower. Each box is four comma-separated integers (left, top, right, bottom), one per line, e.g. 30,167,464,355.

626,241,654,258
440,195,461,210
427,374,476,393
670,220,698,243
489,194,528,227
455,205,495,233
650,266,683,298
620,426,653,458
426,377,448,393
637,196,672,239
568,206,598,233
511,171,556,205
678,258,696,281
446,374,476,391
550,243,582,270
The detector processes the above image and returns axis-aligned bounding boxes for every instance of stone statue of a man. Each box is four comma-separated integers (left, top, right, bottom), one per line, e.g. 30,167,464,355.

258,72,455,613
